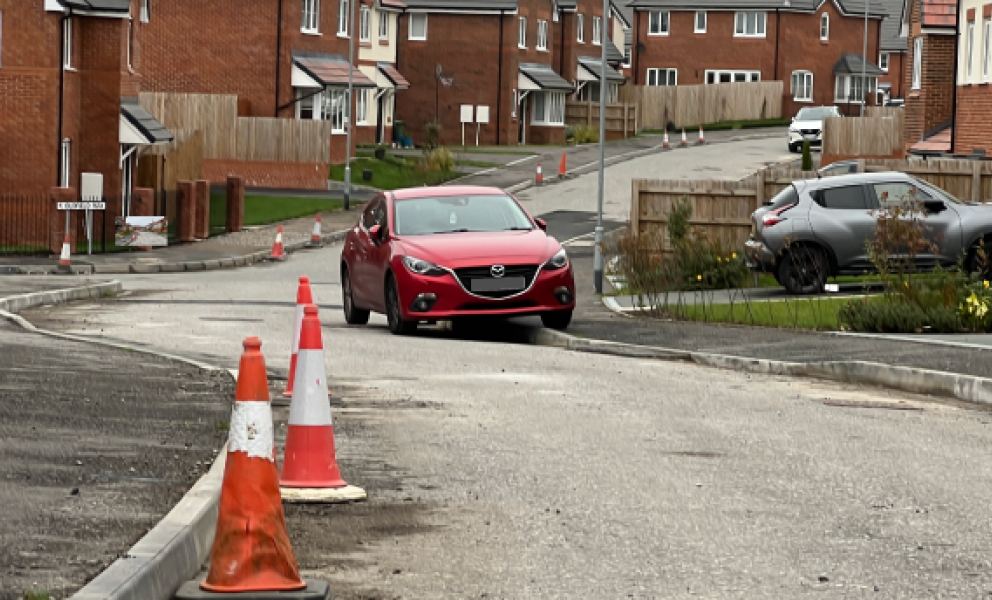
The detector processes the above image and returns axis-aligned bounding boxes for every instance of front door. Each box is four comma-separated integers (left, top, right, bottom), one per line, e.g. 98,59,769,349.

376,93,385,144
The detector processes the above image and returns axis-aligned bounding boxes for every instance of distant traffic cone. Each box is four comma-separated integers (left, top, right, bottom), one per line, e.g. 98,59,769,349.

283,276,313,399
200,337,306,593
680,128,688,147
698,125,706,145
269,225,286,261
662,130,670,150
536,162,543,185
558,152,568,178
280,304,366,503
58,233,71,273
308,215,322,247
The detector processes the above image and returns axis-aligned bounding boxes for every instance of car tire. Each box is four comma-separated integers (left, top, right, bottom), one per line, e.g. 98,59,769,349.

777,246,828,295
385,275,417,336
788,143,799,153
342,267,370,326
541,310,573,330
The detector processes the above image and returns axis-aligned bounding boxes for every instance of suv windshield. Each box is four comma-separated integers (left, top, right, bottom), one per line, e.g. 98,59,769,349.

795,107,840,120
394,194,534,235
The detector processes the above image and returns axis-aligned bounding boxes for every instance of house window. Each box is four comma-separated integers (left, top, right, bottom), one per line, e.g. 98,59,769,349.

519,16,526,48
623,48,631,67
126,19,133,69
553,1,559,22
734,11,766,37
705,69,761,83
338,0,349,36
297,89,315,119
537,20,548,50
302,0,319,33
791,70,813,101
140,0,149,23
912,36,922,89
360,6,370,41
967,19,975,81
984,18,991,80
409,13,427,40
379,11,389,39
820,13,829,40
695,11,706,33
835,74,877,103
577,14,584,42
879,52,889,72
62,17,72,69
593,16,601,44
511,88,517,117
356,89,369,124
648,11,669,35
532,92,565,125
60,139,71,188
320,88,349,132
646,67,677,86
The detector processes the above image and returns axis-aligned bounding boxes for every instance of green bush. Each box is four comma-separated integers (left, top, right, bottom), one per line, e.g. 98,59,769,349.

572,125,599,144
801,141,812,171
422,147,454,173
424,122,442,150
839,299,961,333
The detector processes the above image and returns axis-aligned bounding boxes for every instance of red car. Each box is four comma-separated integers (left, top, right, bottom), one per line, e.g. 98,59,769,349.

340,185,576,335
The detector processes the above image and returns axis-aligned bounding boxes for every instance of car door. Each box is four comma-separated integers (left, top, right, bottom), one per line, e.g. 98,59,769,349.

808,183,877,273
364,197,391,311
868,180,963,268
351,197,382,303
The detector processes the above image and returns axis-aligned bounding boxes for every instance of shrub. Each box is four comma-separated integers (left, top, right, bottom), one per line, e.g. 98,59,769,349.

424,122,442,150
572,125,599,144
422,147,453,173
801,141,812,171
839,299,961,334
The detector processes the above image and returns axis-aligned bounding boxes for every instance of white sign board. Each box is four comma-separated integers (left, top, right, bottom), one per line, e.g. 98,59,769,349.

460,105,474,124
476,106,490,124
58,202,106,210
80,172,103,201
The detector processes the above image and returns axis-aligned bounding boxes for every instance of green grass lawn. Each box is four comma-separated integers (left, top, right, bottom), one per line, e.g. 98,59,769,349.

329,157,461,190
666,295,868,330
208,194,344,236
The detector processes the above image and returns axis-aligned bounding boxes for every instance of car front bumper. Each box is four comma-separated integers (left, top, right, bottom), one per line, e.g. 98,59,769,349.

393,263,576,320
789,129,822,146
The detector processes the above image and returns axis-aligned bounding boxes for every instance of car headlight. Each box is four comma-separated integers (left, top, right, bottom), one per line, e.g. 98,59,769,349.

544,248,568,270
789,126,800,133
401,256,447,277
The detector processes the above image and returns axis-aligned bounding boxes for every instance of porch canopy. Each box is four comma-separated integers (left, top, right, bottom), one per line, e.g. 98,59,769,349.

576,56,626,83
377,63,410,90
120,99,173,146
833,53,886,76
518,63,573,92
292,51,377,89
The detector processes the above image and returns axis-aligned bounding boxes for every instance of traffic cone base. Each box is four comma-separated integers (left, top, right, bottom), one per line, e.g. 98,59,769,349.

176,579,331,600
281,484,368,504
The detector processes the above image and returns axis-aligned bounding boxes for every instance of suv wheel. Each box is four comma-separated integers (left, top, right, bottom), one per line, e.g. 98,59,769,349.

778,246,828,295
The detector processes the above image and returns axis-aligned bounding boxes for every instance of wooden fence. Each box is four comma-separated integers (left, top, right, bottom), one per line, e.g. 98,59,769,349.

862,157,992,203
564,101,638,138
822,112,904,159
235,118,333,163
620,82,783,130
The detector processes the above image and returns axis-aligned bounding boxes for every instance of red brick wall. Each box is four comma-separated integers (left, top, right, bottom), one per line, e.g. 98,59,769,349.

203,160,329,190
904,31,956,146
954,84,992,155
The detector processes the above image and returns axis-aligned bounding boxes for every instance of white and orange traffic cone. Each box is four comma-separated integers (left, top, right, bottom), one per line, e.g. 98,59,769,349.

558,152,568,178
308,215,323,248
280,304,366,503
698,125,706,145
282,276,313,399
662,130,670,150
536,162,543,185
58,232,71,273
680,128,688,147
197,337,308,593
269,224,286,261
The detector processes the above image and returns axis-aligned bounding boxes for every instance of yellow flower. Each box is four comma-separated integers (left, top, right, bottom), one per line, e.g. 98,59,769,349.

985,280,989,288
697,275,702,281
732,253,737,259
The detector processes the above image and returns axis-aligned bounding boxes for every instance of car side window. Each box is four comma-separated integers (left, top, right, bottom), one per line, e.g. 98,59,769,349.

872,182,933,209
815,185,869,210
362,198,381,230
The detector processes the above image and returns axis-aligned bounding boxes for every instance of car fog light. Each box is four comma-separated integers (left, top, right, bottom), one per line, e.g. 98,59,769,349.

409,293,437,312
554,286,572,305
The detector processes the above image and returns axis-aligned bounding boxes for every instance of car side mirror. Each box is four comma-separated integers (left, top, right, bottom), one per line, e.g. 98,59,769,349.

369,224,383,243
534,218,547,231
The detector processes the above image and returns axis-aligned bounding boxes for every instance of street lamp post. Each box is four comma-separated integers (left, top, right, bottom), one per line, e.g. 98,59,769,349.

593,0,608,294
343,0,357,210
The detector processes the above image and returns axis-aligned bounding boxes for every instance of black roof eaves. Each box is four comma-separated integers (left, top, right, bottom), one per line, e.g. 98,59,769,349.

121,101,173,144
611,1,632,26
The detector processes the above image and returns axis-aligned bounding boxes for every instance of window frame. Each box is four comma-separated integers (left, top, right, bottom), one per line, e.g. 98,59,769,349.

879,51,889,72
704,69,761,84
537,20,548,50
646,67,677,86
648,11,669,36
984,18,991,81
518,16,527,48
296,89,316,120
791,70,813,102
140,0,149,23
623,47,631,67
356,88,369,125
577,13,585,42
62,17,73,70
734,11,766,38
531,91,565,125
553,2,559,22
302,0,320,33
321,88,349,133
409,13,427,40
694,10,706,33
379,10,389,39
126,18,133,70
967,19,975,82
60,139,71,188
834,74,877,103
593,15,601,45
360,6,371,41
337,0,349,37
820,13,829,40
912,36,922,89
511,88,517,117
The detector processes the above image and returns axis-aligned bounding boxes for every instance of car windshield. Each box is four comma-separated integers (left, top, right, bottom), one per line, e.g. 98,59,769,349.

795,107,839,120
913,177,964,205
394,194,534,235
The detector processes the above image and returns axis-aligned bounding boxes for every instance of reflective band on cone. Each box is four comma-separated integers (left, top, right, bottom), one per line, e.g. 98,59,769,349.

311,215,322,244
59,233,71,267
283,276,314,398
270,225,286,261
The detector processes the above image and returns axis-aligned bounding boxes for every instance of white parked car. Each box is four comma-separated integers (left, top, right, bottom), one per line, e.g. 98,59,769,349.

788,106,842,153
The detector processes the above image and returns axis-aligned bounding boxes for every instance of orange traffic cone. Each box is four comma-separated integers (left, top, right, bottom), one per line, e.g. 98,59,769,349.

283,276,313,399
680,128,688,147
58,232,71,273
270,225,286,261
662,130,670,150
698,125,706,145
280,304,366,503
200,337,306,593
536,162,543,185
558,152,568,178
308,215,322,248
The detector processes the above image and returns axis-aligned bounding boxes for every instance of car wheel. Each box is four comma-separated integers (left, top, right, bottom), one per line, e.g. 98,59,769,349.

342,267,370,325
788,143,799,153
541,310,573,330
385,275,417,336
777,247,827,295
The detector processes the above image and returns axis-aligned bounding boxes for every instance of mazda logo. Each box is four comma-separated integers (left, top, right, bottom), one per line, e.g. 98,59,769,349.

490,264,505,278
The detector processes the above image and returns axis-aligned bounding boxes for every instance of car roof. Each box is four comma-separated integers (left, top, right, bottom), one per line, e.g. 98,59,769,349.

390,185,507,200
798,171,915,191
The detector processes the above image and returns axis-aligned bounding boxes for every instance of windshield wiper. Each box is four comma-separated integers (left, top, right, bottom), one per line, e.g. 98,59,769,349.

433,228,472,234
503,227,532,231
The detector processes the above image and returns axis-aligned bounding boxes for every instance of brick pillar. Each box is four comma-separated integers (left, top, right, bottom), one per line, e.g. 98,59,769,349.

178,181,196,243
131,187,155,216
195,180,210,239
49,187,79,255
226,176,245,233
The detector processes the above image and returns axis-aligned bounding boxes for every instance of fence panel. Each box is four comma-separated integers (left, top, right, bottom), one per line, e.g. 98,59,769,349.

0,195,51,255
235,118,332,163
822,115,903,158
622,82,783,130
863,157,992,203
564,102,637,138
139,93,238,159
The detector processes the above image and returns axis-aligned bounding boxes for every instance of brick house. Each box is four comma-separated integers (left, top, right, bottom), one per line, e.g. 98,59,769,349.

877,0,907,100
354,0,410,146
902,0,957,154
952,0,991,156
394,0,627,147
625,0,889,118
0,0,171,213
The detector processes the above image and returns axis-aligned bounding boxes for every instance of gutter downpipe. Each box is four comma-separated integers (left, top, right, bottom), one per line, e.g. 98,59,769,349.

58,10,70,187
774,9,780,81
275,0,284,116
497,10,504,146
950,0,962,154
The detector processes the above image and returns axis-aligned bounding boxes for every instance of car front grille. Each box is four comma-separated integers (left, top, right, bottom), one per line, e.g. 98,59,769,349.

801,129,820,135
453,264,539,299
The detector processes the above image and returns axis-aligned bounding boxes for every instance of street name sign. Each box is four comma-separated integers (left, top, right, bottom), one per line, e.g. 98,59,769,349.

58,202,106,210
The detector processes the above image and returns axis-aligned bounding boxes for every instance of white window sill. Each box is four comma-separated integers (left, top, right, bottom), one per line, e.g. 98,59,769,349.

409,36,427,41
734,35,767,38
332,130,347,135
577,39,585,43
360,37,371,43
647,32,669,36
63,66,77,72
793,98,814,103
531,122,566,127
379,36,389,41
537,47,549,52
593,41,601,45
302,29,321,35
518,44,527,49
694,29,706,33
337,32,350,38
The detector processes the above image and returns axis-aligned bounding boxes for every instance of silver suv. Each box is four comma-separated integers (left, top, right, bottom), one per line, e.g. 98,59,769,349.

744,172,990,294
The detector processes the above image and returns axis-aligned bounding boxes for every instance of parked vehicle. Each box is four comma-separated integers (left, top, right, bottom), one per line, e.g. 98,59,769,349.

817,159,860,177
788,106,842,153
340,185,576,335
744,172,992,294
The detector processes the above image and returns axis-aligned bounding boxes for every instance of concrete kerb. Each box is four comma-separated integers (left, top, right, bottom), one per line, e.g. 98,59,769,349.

0,283,235,600
0,280,122,314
